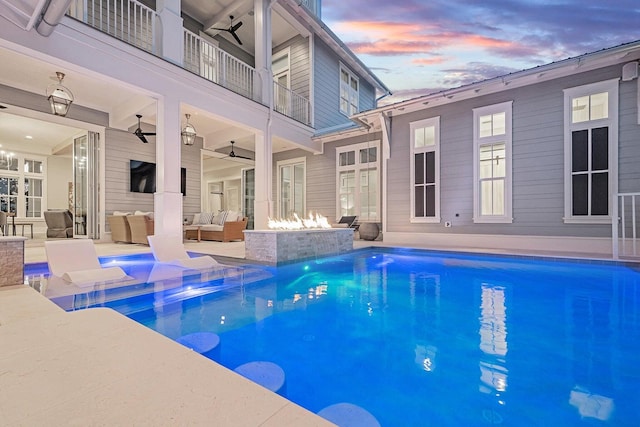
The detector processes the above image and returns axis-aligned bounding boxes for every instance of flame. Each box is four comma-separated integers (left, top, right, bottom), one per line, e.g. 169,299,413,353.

268,213,332,230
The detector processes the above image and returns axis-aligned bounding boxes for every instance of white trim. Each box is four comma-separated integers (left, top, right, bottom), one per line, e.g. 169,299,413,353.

563,78,619,223
339,62,359,117
335,140,381,221
472,101,513,223
276,157,306,218
383,232,613,257
410,116,440,223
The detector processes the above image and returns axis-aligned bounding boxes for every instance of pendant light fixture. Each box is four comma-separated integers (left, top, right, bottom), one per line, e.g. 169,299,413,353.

46,72,74,117
181,113,197,146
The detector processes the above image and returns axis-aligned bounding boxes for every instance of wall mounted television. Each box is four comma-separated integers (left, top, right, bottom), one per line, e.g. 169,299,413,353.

130,160,186,195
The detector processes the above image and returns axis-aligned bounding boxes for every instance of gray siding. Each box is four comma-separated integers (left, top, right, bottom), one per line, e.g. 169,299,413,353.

104,129,202,224
313,37,377,131
387,63,640,239
274,35,311,101
273,132,383,222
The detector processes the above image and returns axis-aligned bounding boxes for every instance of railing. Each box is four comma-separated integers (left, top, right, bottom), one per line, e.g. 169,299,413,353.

298,0,319,17
68,0,156,53
183,30,257,102
612,192,640,259
273,81,311,126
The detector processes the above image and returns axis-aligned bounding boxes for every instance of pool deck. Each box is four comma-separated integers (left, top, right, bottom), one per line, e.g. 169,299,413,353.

2,238,635,425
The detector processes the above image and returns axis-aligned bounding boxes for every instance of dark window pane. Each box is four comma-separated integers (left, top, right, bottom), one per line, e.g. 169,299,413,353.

426,185,435,217
414,153,424,185
414,186,424,217
572,174,588,215
426,151,435,184
591,127,608,171
369,147,377,162
572,130,588,172
591,172,608,215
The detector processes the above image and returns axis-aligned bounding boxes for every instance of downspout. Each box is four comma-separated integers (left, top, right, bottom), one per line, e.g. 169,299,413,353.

36,0,73,36
377,112,391,238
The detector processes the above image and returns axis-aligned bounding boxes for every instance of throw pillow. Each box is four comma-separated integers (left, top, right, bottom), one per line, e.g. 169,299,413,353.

198,212,215,224
113,211,131,216
212,210,228,225
191,213,201,225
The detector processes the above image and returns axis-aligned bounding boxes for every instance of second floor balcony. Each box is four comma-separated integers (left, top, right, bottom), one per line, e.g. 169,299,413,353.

67,0,312,126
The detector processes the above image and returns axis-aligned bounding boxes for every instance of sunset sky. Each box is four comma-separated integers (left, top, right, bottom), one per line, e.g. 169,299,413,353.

321,0,640,102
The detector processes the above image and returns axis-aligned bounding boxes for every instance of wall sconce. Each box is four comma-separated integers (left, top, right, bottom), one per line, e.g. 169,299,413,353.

46,72,74,117
181,113,197,146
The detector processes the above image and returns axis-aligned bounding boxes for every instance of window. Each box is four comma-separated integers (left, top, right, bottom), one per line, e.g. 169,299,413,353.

563,79,618,223
473,102,512,223
277,158,305,218
336,141,379,221
410,117,440,222
0,153,46,218
340,64,359,116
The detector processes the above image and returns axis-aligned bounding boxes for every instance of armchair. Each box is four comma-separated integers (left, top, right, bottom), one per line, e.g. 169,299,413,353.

43,210,73,238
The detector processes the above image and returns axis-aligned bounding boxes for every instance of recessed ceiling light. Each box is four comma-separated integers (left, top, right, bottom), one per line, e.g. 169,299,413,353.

25,135,33,139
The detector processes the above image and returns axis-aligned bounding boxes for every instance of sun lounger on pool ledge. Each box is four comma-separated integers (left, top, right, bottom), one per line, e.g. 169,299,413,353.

147,235,221,270
44,240,130,287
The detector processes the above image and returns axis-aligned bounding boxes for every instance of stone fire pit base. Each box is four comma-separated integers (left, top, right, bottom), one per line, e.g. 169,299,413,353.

244,229,354,264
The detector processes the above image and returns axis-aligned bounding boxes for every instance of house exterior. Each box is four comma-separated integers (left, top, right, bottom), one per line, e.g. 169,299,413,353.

316,40,640,258
0,0,388,239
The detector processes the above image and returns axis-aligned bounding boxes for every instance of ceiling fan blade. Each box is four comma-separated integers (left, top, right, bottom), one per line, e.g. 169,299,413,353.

136,133,149,143
231,21,243,32
231,30,242,45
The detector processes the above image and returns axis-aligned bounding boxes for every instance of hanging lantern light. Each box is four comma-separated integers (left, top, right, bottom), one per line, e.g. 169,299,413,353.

46,72,74,117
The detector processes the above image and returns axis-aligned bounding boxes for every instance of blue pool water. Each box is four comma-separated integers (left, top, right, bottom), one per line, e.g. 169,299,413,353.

30,249,640,426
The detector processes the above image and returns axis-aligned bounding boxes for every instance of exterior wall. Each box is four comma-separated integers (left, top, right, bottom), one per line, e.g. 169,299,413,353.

274,35,311,101
386,63,640,240
273,131,383,222
104,129,202,222
313,37,377,131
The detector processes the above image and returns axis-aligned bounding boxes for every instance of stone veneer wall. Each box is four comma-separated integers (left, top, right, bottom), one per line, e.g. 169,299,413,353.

245,229,354,264
0,237,26,287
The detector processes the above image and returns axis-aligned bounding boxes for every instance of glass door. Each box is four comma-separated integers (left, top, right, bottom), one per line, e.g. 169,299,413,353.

72,131,100,238
242,168,255,230
278,161,305,218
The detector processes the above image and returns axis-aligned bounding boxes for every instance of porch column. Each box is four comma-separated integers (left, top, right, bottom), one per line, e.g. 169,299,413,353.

254,131,273,230
156,0,183,65
154,97,183,237
254,0,272,104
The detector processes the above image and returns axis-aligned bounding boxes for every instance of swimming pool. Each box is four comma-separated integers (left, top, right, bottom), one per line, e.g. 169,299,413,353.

31,249,640,426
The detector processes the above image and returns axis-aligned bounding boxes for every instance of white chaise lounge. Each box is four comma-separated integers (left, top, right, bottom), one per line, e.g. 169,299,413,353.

147,235,220,270
45,240,130,287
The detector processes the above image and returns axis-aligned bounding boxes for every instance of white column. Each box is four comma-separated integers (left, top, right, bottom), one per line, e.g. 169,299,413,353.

254,131,273,230
252,0,274,230
154,96,183,238
156,0,183,65
254,0,272,104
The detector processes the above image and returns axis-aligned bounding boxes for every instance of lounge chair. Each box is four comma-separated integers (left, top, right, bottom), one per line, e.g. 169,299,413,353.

332,215,357,228
44,239,129,287
147,235,220,269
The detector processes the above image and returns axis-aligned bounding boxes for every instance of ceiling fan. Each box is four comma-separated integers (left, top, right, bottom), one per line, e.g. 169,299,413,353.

226,141,252,160
212,15,243,45
133,114,155,143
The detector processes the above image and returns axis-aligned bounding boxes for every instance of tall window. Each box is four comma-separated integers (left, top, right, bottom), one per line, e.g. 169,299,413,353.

563,79,618,223
473,102,512,223
336,141,379,221
411,117,440,222
340,64,359,116
277,158,305,218
0,153,46,218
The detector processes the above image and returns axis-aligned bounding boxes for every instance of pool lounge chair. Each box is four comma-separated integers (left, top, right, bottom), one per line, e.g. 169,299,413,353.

44,240,130,287
147,235,220,269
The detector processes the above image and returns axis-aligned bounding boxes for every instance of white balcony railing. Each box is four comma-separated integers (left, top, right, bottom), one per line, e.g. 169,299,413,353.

184,30,257,101
66,3,312,125
274,81,311,126
298,0,319,17
612,192,640,259
68,0,156,53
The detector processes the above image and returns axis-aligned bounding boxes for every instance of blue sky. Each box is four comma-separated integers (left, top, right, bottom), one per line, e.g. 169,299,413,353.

321,0,640,101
